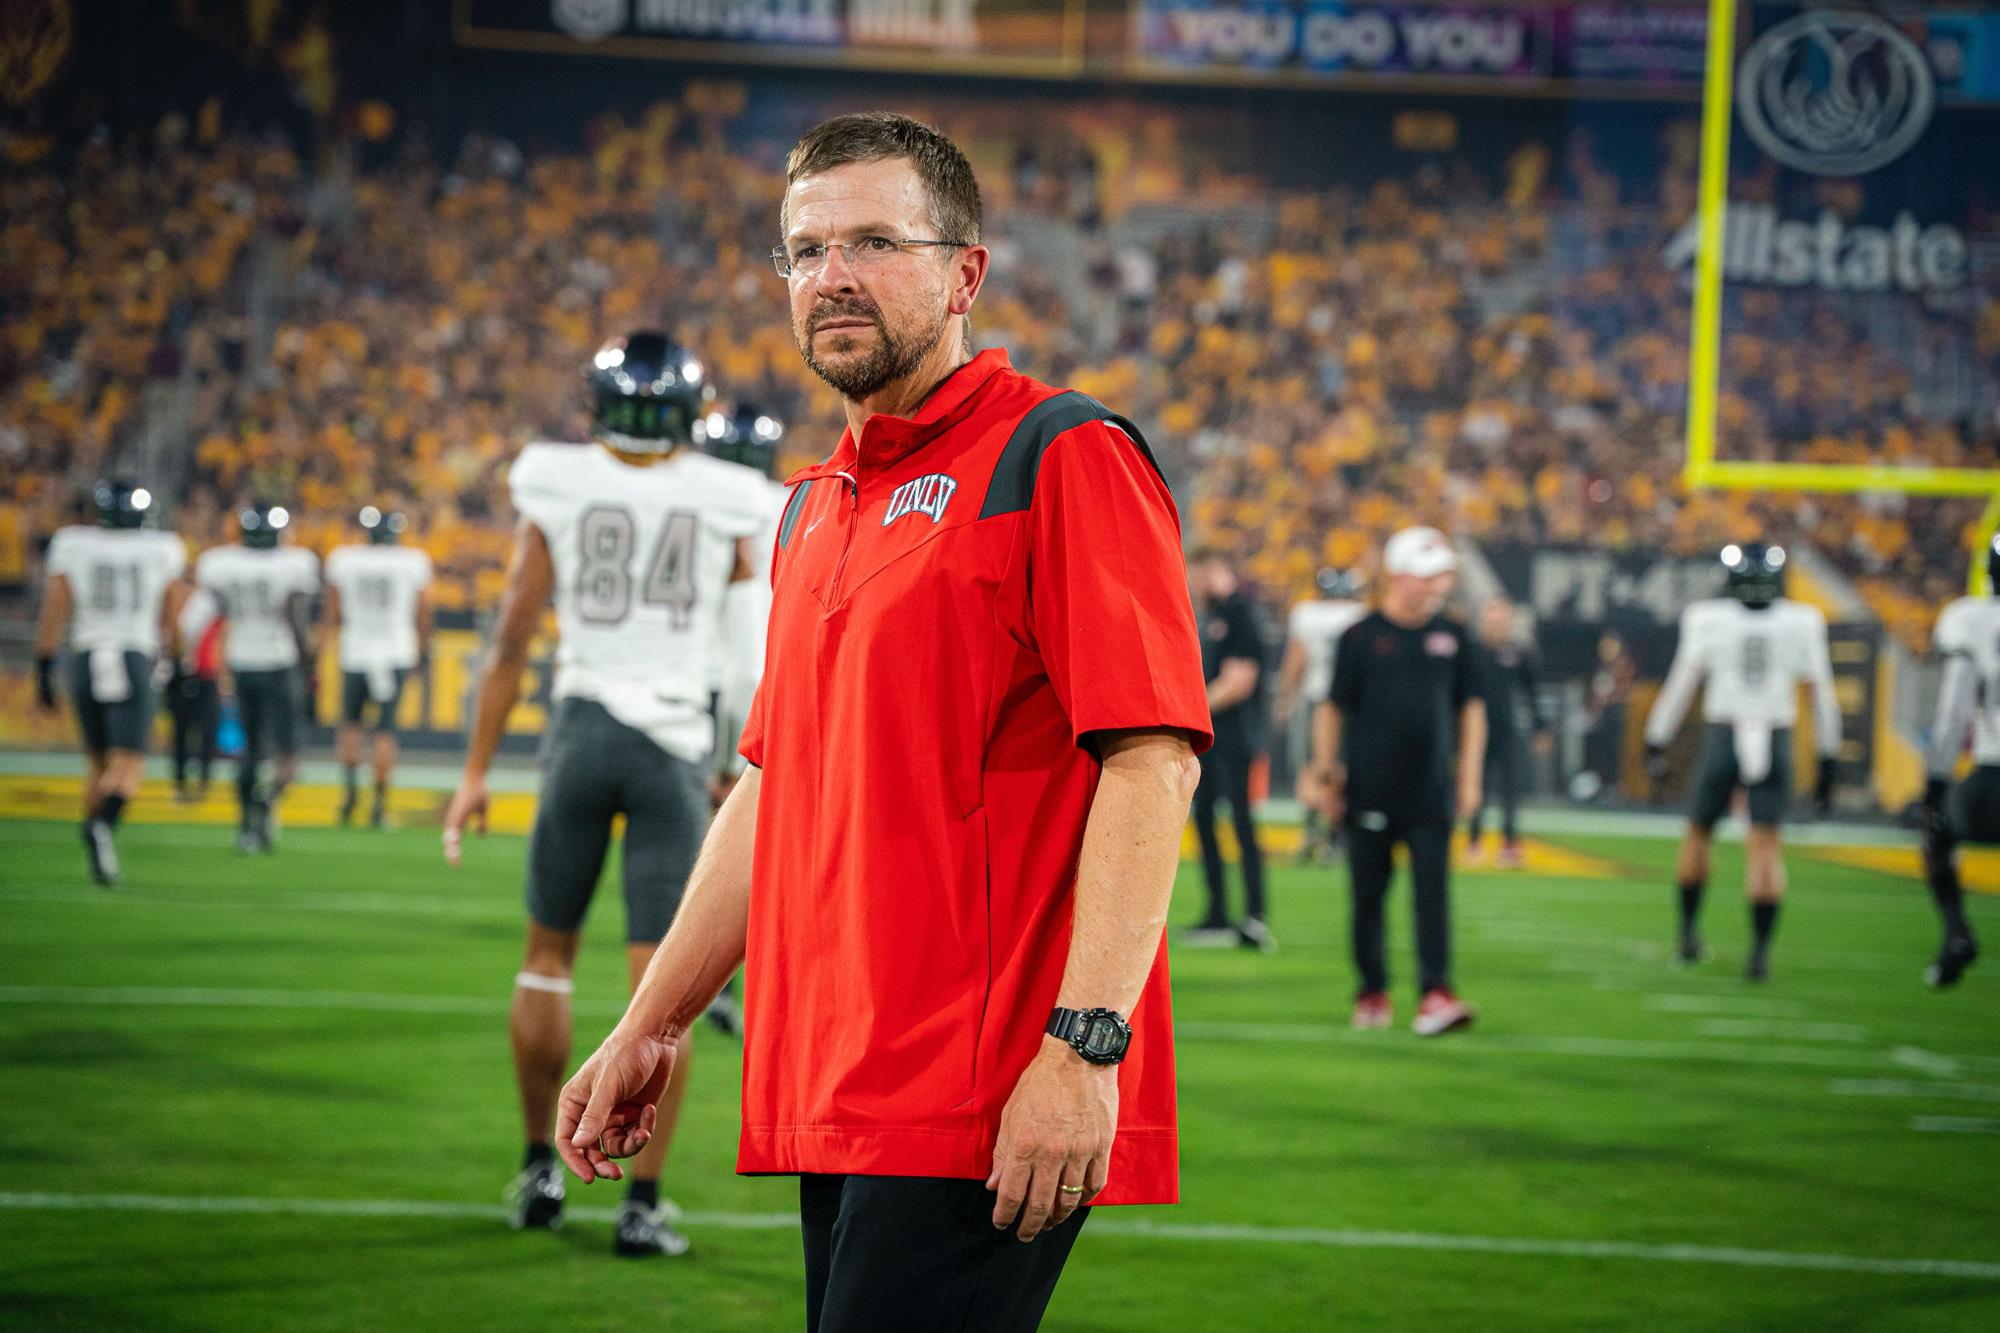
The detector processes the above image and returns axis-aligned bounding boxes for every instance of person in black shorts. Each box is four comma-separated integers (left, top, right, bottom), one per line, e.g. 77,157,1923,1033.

1306,527,1485,1036
1184,548,1274,952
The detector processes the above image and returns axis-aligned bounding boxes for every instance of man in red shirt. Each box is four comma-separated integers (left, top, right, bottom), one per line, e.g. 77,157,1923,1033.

555,113,1211,1331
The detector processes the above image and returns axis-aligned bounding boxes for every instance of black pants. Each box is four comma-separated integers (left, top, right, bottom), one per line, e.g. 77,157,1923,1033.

1469,734,1523,844
800,1175,1087,1333
1347,813,1453,995
1193,729,1265,924
168,673,219,788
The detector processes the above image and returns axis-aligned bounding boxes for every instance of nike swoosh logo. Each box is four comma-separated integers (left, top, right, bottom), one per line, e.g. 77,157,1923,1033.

803,516,825,539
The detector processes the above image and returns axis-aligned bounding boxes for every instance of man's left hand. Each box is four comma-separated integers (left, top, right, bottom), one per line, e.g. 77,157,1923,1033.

986,1037,1116,1242
1456,777,1483,822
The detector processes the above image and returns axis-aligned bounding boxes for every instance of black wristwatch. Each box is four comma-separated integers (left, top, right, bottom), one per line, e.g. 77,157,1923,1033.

1046,1007,1132,1066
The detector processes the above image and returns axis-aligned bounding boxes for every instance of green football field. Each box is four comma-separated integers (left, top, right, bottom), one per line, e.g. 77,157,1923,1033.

2,816,1996,1333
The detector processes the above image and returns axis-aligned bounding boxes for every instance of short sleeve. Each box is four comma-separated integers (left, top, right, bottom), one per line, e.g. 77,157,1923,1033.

1935,602,1968,656
1025,421,1213,754
44,530,77,581
508,445,568,534
1453,627,1480,709
1329,621,1364,710
294,550,322,593
1221,597,1263,665
155,534,187,581
737,678,768,769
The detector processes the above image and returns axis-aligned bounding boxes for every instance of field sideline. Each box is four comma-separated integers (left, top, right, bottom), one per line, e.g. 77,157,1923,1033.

1,814,1996,1332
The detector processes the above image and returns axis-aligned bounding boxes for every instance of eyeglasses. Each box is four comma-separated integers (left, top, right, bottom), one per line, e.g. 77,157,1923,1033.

771,235,970,279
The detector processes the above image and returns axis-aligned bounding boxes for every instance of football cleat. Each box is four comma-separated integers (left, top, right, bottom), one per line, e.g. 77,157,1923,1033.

1237,917,1278,954
1496,842,1525,870
1676,932,1712,967
613,1199,691,1258
82,819,120,888
1926,934,1980,989
1178,924,1240,950
234,827,264,855
1351,991,1392,1031
1412,988,1474,1037
505,1161,565,1231
1745,951,1770,984
337,787,359,827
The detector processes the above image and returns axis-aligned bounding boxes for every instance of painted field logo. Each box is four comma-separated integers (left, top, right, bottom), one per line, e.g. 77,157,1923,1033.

1737,11,1935,177
883,474,958,527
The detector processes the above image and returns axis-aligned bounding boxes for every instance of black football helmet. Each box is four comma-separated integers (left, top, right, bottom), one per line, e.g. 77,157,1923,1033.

1986,532,2000,595
1315,567,1363,599
699,404,784,478
586,331,710,454
1721,542,1785,609
93,479,153,530
359,505,408,545
240,502,291,550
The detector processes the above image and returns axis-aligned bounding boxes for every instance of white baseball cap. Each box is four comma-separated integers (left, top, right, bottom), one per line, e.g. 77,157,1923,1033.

1382,526,1458,578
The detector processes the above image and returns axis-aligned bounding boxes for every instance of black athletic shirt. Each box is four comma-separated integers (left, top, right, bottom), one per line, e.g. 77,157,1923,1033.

1329,611,1480,821
1475,640,1547,749
1200,588,1266,746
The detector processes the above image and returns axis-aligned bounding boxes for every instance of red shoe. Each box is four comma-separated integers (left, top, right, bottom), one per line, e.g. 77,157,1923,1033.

1462,838,1487,864
1412,988,1474,1037
1496,842,1525,870
1351,991,1392,1031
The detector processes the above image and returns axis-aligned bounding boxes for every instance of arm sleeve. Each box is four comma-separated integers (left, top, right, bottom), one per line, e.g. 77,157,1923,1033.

1644,609,1705,747
1222,598,1263,667
1025,420,1214,753
1805,612,1841,759
737,678,767,770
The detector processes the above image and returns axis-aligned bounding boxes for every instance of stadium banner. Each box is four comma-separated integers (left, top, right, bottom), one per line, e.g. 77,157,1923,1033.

1129,1,1561,82
454,0,1088,75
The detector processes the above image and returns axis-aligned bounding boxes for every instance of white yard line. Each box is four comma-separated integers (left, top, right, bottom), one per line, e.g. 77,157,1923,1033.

1910,1116,2000,1134
0,985,624,1019
0,886,515,919
0,1190,1993,1279
1642,994,1808,1017
1830,1079,2000,1104
1692,1019,1869,1043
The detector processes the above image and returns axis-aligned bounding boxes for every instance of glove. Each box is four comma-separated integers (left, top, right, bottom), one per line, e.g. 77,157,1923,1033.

1644,744,1670,786
35,655,57,711
1813,757,1837,816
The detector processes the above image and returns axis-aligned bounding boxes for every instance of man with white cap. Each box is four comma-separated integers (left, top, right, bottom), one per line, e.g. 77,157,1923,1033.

1304,527,1485,1035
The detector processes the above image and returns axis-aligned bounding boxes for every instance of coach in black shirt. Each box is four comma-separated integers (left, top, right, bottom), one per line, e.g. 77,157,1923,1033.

1187,549,1273,952
1307,527,1485,1036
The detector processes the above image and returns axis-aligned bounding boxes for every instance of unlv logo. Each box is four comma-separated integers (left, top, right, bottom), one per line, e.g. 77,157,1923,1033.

883,474,958,528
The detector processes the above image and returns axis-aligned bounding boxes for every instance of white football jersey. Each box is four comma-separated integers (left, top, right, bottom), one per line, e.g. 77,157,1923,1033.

196,544,321,671
510,442,771,762
1288,598,1369,703
1930,596,2000,769
325,544,433,671
45,526,186,656
1645,598,1840,768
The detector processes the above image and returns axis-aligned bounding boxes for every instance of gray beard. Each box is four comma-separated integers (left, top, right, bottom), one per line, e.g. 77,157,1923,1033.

799,306,949,401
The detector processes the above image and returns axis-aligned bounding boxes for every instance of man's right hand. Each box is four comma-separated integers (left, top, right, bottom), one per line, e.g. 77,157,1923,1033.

441,773,490,867
1320,774,1346,827
556,1028,679,1184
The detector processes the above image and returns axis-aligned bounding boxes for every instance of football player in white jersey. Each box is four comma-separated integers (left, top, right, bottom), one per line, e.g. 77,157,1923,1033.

1915,536,1998,988
323,506,434,828
442,332,770,1257
1275,567,1367,864
195,504,320,853
1644,544,1840,981
33,481,189,887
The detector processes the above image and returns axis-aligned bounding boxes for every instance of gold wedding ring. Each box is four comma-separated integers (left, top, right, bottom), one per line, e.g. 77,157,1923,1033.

1058,1185,1085,1195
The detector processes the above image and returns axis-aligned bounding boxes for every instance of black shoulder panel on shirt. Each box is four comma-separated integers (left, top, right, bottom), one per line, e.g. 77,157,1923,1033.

777,479,814,550
979,390,1166,519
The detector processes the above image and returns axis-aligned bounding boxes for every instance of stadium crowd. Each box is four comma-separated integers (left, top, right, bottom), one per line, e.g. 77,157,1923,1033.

3,91,1994,646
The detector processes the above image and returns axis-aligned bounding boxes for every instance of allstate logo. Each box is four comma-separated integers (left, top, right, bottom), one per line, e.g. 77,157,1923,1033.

1736,11,1934,177
552,0,627,42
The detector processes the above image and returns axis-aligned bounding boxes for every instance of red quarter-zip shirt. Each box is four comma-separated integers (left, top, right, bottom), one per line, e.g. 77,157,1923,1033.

736,348,1212,1205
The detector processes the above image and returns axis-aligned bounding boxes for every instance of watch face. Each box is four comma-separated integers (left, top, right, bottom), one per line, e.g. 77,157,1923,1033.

1079,1015,1125,1059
